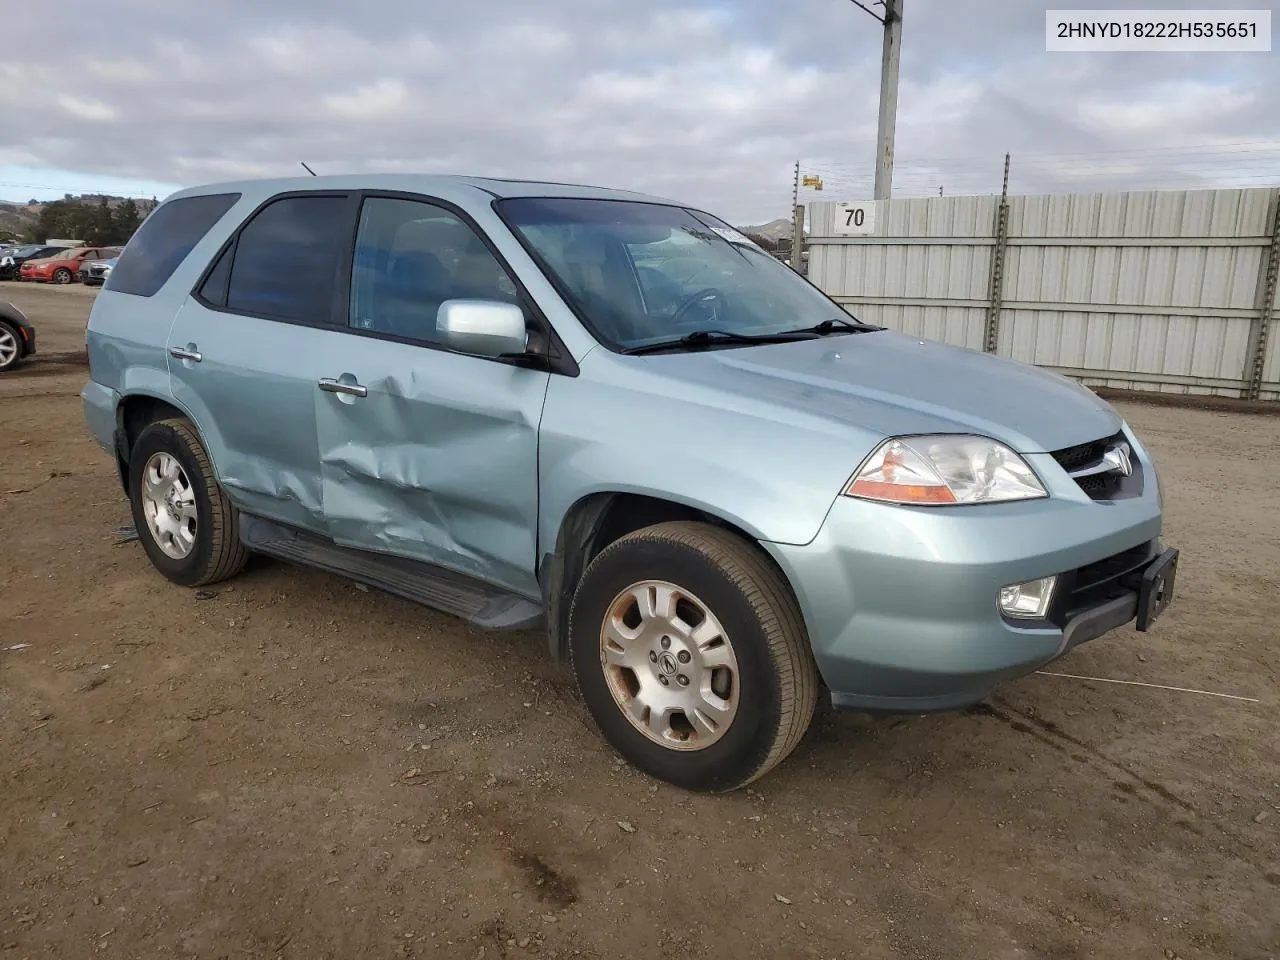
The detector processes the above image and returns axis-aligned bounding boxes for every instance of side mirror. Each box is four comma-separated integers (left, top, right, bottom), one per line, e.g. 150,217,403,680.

436,299,528,358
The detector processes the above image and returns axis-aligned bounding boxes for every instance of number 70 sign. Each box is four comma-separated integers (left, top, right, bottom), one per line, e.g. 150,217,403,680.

831,202,876,236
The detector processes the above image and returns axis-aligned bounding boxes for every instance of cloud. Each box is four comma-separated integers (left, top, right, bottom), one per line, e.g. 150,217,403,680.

322,79,412,120
56,97,119,123
0,0,1275,221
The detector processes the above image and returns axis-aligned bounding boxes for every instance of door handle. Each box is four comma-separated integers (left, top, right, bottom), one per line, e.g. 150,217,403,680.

169,345,202,363
318,377,368,398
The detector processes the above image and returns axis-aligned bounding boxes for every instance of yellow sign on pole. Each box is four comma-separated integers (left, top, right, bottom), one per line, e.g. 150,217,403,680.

801,175,823,191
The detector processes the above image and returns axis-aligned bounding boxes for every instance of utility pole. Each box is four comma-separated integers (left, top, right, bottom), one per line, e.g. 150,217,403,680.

873,0,903,199
792,160,800,214
848,1,904,198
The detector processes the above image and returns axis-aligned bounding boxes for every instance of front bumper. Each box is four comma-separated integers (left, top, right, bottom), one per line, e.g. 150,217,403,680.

764,430,1171,713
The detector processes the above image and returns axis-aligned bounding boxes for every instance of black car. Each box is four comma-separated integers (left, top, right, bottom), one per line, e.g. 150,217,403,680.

0,245,65,281
0,300,37,372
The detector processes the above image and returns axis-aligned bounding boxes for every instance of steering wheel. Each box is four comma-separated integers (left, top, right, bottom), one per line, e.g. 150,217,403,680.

669,287,729,329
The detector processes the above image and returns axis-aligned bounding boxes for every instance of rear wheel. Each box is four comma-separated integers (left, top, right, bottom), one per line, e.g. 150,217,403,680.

0,322,22,372
128,418,249,587
569,521,818,792
52,268,72,284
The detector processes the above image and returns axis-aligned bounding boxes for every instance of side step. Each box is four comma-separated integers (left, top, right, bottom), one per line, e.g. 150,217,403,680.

240,515,544,630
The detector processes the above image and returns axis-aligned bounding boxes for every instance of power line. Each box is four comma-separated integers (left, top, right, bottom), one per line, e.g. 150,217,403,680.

0,180,164,196
808,140,1280,167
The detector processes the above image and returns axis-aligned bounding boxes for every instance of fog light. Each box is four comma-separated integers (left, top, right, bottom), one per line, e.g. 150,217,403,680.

998,576,1056,619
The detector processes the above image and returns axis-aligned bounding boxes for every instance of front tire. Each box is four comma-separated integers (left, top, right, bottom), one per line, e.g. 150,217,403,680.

53,268,72,284
128,418,249,587
0,322,22,372
569,521,819,792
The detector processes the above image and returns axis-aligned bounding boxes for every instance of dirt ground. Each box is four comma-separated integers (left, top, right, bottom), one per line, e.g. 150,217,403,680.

2,280,1278,960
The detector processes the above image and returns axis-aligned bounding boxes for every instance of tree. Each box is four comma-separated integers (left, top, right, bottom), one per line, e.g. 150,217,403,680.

19,195,149,247
113,198,141,242
88,197,115,246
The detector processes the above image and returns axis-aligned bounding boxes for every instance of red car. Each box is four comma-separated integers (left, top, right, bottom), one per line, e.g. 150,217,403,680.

20,247,120,284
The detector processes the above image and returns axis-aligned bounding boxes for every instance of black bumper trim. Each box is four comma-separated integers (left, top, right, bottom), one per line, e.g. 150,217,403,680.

1058,592,1138,655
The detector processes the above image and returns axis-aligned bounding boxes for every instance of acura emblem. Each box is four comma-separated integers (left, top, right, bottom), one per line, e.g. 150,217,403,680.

1102,443,1132,478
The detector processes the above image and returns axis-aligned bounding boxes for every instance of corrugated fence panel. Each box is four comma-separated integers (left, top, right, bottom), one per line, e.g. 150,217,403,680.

810,196,994,351
1260,285,1280,402
807,187,1279,399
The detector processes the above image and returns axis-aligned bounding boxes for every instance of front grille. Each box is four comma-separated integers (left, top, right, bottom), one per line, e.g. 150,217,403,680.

1049,430,1138,501
1051,541,1154,624
1074,471,1118,498
1051,435,1115,473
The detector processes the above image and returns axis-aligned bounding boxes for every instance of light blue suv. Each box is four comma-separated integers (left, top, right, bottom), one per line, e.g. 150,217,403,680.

82,175,1179,791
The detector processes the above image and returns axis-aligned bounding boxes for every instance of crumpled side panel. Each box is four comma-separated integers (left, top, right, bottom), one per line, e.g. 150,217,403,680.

166,298,328,531
316,351,549,599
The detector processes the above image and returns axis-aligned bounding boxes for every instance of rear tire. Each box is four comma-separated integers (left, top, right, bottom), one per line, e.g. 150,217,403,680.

128,418,249,587
569,521,818,792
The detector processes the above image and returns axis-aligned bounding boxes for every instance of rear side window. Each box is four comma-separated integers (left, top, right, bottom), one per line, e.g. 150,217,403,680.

219,195,349,324
107,193,240,297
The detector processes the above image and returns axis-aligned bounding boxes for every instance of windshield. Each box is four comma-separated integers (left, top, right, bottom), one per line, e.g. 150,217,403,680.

497,197,852,351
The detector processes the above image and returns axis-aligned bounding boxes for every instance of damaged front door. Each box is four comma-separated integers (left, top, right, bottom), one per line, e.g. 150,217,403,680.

316,195,550,598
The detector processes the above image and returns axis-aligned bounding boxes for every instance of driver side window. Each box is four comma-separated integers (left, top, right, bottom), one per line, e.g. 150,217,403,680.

349,197,519,346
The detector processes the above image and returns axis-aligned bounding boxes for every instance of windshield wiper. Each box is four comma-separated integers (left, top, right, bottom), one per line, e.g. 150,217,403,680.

621,328,814,356
794,316,881,336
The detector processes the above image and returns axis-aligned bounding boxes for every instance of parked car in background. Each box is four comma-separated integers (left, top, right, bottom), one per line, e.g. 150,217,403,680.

0,244,66,280
0,300,37,372
20,246,120,284
82,174,1179,792
80,256,119,286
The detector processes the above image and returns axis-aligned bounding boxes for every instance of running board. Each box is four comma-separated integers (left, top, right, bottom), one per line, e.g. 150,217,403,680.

239,516,544,630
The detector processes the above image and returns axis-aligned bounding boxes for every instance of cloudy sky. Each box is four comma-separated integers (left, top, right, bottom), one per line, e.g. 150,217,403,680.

1,0,1275,223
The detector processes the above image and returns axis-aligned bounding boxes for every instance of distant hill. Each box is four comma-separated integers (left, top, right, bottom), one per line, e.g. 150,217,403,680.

0,201,39,242
737,218,794,243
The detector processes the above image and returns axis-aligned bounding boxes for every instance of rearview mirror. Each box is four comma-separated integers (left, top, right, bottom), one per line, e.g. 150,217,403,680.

436,299,528,358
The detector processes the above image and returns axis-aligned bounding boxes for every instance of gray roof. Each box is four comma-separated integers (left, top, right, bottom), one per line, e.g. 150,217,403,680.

166,173,683,207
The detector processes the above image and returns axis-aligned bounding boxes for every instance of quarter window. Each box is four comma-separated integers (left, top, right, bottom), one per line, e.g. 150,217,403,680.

348,197,519,345
107,192,241,298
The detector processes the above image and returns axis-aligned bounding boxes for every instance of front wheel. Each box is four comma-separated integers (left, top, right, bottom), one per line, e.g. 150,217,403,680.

0,322,22,372
569,521,819,792
128,418,249,587
52,268,72,284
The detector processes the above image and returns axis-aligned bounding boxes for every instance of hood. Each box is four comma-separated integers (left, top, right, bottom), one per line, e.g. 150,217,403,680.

644,330,1121,453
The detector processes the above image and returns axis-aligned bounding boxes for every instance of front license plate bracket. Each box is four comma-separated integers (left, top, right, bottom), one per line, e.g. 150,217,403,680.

1136,547,1178,632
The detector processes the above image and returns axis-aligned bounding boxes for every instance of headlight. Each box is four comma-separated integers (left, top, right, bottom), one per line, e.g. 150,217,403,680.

844,435,1047,506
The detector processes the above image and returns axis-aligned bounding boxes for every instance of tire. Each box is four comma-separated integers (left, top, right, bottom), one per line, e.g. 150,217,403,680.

569,521,819,792
128,417,249,587
0,321,23,372
53,268,72,284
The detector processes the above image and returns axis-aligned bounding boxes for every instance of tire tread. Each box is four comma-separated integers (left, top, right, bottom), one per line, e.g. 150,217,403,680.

148,417,249,585
573,520,819,790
